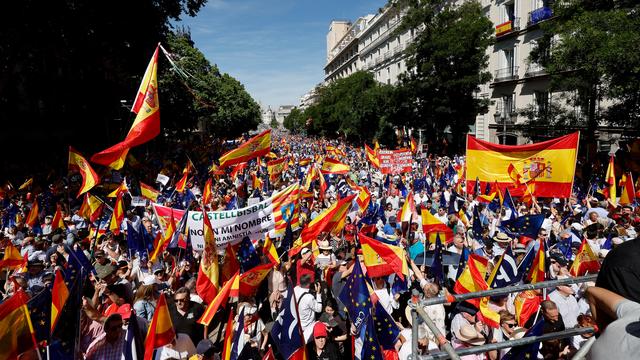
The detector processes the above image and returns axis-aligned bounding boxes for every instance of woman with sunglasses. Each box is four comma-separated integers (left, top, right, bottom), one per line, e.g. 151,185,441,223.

490,311,524,359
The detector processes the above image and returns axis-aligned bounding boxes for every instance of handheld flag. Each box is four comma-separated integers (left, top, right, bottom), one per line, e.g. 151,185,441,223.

605,155,616,206
92,46,160,169
619,172,635,205
527,240,546,284
501,320,545,360
360,233,408,280
339,260,373,332
219,130,271,168
79,193,104,222
144,293,176,360
500,214,545,240
300,194,355,243
0,291,38,358
263,234,280,264
109,191,125,236
271,285,306,360
220,308,235,360
0,242,26,270
569,238,600,276
150,209,176,262
198,272,240,326
421,209,454,243
487,246,519,288
453,254,489,307
140,181,160,202
69,147,100,197
431,233,445,287
51,269,70,333
514,290,541,327
365,144,380,169
320,157,350,174
196,210,219,304
174,162,192,193
25,200,39,228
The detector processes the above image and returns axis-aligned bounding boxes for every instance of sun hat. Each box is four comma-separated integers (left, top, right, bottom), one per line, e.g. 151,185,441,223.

493,232,512,243
455,325,485,346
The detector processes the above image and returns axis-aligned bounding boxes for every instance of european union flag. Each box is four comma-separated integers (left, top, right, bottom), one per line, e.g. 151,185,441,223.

271,285,305,360
439,194,447,210
413,177,426,193
503,188,517,220
373,299,400,350
490,246,519,288
339,260,373,332
500,214,545,239
237,237,260,273
431,234,445,287
601,232,613,250
225,195,238,210
455,246,470,280
126,221,144,255
391,273,408,295
472,206,483,239
502,319,545,360
28,287,51,345
516,245,537,284
359,313,383,360
398,180,408,198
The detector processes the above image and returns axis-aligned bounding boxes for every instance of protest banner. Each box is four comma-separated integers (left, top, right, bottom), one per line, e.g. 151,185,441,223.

378,149,413,174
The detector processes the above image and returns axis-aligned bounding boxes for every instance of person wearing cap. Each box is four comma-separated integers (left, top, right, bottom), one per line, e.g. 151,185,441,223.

42,215,53,235
85,313,126,360
190,339,217,360
305,322,341,360
398,323,431,359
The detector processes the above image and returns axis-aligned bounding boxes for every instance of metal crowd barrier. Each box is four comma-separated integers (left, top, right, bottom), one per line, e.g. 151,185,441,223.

407,275,598,360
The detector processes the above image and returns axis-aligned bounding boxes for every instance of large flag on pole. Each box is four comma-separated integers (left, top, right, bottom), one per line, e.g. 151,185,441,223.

91,46,160,169
69,147,100,197
619,172,636,205
144,293,175,360
605,155,616,206
219,130,272,168
196,209,219,304
466,132,579,198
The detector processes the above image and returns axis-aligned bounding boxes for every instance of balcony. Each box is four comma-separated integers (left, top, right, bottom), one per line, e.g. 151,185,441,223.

494,112,517,125
528,7,553,26
495,18,520,37
494,66,519,82
524,63,547,77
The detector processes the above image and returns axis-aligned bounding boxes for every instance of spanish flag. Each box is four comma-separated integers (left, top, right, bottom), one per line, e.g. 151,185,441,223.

219,129,271,168
108,180,128,198
109,191,125,236
410,137,418,154
270,184,301,237
320,157,350,175
51,206,66,231
209,161,225,176
300,194,356,243
267,157,288,182
25,200,39,228
421,209,454,244
466,132,579,198
263,234,280,264
514,290,541,327
202,178,213,206
198,271,239,326
298,158,311,167
619,172,636,205
365,144,380,169
140,181,160,202
92,46,160,170
453,254,489,307
69,147,100,198
220,309,235,360
79,193,104,222
527,240,546,284
605,155,616,206
51,269,69,333
570,238,601,276
0,243,26,270
398,191,416,223
356,186,371,214
150,209,176,262
251,172,263,190
360,233,408,280
0,291,38,358
145,293,176,360
196,209,219,304
239,262,274,297
174,162,192,193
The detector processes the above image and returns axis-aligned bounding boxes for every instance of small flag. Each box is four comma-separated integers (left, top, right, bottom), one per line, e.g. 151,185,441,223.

68,146,100,197
569,238,601,276
219,130,272,168
144,293,175,360
339,260,372,332
51,269,70,333
140,181,160,202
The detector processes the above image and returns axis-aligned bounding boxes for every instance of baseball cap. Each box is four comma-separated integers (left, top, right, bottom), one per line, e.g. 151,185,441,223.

313,322,327,338
196,339,215,356
301,248,311,256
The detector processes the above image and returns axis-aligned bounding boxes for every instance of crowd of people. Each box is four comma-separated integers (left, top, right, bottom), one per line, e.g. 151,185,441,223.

1,130,640,360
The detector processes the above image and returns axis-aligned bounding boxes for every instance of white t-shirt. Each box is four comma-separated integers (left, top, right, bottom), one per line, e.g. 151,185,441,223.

589,299,640,359
154,333,196,360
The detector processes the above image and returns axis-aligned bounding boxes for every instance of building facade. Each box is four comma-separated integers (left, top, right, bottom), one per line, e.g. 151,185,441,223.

261,105,276,125
275,105,295,124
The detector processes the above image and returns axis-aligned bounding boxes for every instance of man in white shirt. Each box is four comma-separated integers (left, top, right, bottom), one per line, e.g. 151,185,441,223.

294,274,323,342
548,285,581,329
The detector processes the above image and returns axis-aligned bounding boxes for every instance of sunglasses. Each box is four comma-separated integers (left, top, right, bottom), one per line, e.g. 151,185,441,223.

505,323,517,328
175,298,188,303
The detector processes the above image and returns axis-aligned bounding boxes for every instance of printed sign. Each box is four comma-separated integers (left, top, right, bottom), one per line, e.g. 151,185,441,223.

378,149,413,174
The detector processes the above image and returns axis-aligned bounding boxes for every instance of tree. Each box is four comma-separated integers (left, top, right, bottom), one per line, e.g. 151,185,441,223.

283,108,306,133
270,117,280,129
529,2,640,151
395,0,494,152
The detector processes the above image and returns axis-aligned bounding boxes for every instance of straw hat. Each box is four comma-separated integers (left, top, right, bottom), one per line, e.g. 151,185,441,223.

455,325,485,346
493,232,512,243
318,240,332,251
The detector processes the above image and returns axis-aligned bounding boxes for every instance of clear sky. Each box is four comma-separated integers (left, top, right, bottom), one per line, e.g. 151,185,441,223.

173,0,387,110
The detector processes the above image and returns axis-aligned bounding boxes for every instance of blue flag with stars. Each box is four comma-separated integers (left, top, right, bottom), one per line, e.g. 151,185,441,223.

472,206,483,239
237,236,260,273
391,273,408,295
455,246,470,280
27,287,51,346
516,245,537,284
339,260,373,332
358,312,383,360
500,214,545,239
502,319,545,360
431,233,445,287
502,188,517,220
373,300,400,350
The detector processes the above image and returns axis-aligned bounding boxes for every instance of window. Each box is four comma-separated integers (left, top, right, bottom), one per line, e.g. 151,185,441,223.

497,94,515,114
534,91,550,115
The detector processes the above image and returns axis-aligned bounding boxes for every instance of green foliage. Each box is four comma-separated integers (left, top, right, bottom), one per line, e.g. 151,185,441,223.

530,2,640,136
283,108,306,133
270,117,280,129
395,0,494,152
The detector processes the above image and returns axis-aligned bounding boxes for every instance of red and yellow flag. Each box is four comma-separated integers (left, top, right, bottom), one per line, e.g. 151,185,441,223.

514,290,541,327
108,180,128,198
0,243,26,270
320,157,350,175
300,194,355,243
356,186,371,214
145,293,176,360
198,271,239,326
360,233,408,280
25,201,39,228
527,240,546,284
51,206,66,231
220,308,235,360
196,210,219,304
140,181,160,202
0,291,38,358
251,172,263,190
466,132,579,198
174,162,192,193
453,254,489,307
298,158,311,167
267,157,288,182
271,184,301,237
421,210,454,244
92,46,160,170
239,262,274,297
109,191,125,236
79,193,104,222
410,137,417,154
51,269,69,333
263,234,280,264
150,209,176,262
570,239,601,276
605,155,616,206
365,144,380,169
398,191,416,223
209,162,225,176
619,172,636,205
69,147,100,198
202,178,213,206
219,130,271,168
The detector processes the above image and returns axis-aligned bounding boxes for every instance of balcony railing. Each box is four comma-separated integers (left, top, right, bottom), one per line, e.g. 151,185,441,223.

495,17,520,37
494,112,517,125
494,66,519,82
528,6,553,26
524,63,547,77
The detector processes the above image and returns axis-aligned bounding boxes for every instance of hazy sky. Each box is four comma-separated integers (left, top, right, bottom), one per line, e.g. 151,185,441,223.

174,0,387,109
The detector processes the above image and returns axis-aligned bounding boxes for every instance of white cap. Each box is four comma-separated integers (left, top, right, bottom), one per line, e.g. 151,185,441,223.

570,223,584,231
143,277,159,286
301,248,311,256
